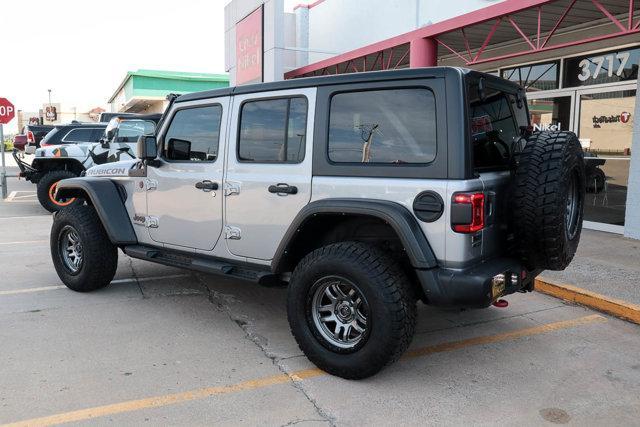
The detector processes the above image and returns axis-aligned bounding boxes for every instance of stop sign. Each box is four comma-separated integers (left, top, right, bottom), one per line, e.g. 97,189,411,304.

0,98,15,124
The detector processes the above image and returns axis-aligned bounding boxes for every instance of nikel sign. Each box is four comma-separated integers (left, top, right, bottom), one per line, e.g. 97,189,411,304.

236,7,263,85
592,111,631,128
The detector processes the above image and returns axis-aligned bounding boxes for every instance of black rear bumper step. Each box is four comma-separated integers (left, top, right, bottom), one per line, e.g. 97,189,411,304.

123,245,283,286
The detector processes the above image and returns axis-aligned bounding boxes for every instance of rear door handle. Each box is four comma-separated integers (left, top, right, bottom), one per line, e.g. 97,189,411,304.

195,180,219,191
268,183,298,195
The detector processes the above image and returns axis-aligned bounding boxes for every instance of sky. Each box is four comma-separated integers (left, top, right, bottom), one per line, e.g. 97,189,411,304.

0,0,310,134
0,0,224,134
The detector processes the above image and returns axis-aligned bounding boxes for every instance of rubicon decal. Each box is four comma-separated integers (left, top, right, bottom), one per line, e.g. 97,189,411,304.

86,167,128,176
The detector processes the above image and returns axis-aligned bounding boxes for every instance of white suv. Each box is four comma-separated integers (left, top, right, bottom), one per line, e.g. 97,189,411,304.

50,68,586,379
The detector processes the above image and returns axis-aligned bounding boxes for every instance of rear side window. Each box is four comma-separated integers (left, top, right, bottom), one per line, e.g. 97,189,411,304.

238,97,308,163
468,83,525,170
164,105,222,162
328,88,437,164
62,128,94,143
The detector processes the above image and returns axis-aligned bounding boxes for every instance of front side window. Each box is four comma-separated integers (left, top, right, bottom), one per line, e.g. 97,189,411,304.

238,97,308,163
328,88,437,164
164,105,222,162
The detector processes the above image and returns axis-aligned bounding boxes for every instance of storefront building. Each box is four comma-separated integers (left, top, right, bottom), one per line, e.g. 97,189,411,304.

225,0,640,238
108,69,229,114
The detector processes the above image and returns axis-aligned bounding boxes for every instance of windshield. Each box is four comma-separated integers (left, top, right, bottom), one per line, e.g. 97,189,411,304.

115,120,156,142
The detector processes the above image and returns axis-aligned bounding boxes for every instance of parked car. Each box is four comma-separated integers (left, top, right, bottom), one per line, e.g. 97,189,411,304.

12,134,28,151
33,122,106,149
13,114,160,212
13,124,55,152
51,67,585,379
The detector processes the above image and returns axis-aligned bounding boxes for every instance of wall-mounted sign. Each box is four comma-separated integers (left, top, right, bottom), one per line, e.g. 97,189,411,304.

533,122,562,132
592,112,631,128
236,6,263,85
564,46,639,88
45,105,57,121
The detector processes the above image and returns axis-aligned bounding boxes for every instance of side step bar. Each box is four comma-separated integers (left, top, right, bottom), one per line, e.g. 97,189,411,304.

123,245,284,286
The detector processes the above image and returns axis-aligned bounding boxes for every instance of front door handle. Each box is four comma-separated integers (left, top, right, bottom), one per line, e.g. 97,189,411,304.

195,180,219,191
268,183,298,195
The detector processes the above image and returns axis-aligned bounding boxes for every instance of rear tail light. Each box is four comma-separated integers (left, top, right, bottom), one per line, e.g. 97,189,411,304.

451,192,485,233
27,131,35,143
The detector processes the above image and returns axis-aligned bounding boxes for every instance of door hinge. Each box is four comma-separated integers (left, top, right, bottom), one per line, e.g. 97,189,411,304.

145,179,158,191
224,225,241,240
224,181,241,196
146,216,159,228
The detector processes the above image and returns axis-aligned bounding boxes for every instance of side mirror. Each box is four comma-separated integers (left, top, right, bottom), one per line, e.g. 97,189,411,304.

137,135,158,161
105,129,115,142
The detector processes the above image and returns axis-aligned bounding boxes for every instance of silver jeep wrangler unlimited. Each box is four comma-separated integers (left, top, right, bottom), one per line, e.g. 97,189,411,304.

50,68,585,379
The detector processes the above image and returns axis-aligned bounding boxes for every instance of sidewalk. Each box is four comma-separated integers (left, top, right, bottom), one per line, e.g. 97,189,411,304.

540,229,640,306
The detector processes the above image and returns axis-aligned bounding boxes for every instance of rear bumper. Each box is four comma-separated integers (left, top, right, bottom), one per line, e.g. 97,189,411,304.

11,150,39,182
416,258,540,308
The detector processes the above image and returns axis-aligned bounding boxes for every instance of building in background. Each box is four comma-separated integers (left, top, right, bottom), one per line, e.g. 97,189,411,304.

16,104,103,131
108,69,229,114
224,0,640,238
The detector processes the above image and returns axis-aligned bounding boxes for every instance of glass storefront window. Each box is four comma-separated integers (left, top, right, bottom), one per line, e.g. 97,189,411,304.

527,96,572,132
563,46,640,88
579,90,636,227
501,61,559,91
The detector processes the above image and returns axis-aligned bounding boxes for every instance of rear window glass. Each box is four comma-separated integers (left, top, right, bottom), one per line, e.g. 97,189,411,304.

62,128,95,143
328,88,436,164
40,128,61,144
468,83,524,170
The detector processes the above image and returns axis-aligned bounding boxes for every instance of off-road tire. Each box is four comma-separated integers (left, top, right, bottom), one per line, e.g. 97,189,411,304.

37,170,81,213
51,205,118,292
287,241,417,379
512,131,585,270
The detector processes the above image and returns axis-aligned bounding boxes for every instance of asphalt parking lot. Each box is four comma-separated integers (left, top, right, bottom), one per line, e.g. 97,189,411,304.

2,177,640,426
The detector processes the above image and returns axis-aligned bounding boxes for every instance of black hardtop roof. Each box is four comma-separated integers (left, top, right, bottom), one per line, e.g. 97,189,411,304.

175,67,520,103
55,122,107,129
25,124,55,130
119,113,162,123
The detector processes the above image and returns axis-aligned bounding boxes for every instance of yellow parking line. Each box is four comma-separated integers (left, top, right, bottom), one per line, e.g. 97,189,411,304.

1,314,606,427
0,285,66,296
0,240,48,246
0,274,191,296
536,277,640,325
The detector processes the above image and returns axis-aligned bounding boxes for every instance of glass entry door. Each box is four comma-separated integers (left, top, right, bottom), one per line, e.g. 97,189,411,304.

576,85,636,232
527,92,574,132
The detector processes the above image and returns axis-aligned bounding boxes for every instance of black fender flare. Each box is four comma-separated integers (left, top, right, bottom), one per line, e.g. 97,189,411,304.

55,177,137,245
271,198,438,273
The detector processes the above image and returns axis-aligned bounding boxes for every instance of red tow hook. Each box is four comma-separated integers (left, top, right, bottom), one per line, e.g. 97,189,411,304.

493,299,509,308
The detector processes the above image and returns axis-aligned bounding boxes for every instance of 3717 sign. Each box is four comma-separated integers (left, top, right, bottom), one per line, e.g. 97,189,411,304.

0,98,16,124
577,52,630,82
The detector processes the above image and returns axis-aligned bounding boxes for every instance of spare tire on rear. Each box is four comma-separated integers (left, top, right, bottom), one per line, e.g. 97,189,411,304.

512,131,585,271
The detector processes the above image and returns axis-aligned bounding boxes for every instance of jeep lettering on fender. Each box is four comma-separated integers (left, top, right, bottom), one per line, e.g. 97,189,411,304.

50,68,585,379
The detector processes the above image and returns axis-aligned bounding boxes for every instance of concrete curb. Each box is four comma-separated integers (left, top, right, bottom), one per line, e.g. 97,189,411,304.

535,277,640,325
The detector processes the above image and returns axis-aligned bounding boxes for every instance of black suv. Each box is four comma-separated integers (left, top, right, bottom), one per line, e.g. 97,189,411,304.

20,124,55,151
39,123,107,147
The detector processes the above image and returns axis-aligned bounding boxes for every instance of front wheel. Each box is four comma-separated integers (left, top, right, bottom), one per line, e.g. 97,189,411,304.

287,242,417,379
51,205,118,292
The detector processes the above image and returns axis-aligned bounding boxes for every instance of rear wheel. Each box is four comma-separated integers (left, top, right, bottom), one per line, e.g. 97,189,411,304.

51,205,118,292
512,131,585,270
287,241,417,379
37,170,81,212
